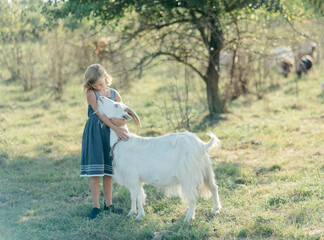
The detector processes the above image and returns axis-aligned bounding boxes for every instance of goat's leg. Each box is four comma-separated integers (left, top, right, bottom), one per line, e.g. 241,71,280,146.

210,183,221,215
127,190,137,217
184,198,197,221
135,185,146,221
206,172,222,215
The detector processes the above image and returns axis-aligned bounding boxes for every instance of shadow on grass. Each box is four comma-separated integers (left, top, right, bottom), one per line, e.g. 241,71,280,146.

193,113,228,132
215,162,255,190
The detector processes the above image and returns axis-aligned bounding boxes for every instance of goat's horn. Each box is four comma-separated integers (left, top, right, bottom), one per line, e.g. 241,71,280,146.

125,107,141,134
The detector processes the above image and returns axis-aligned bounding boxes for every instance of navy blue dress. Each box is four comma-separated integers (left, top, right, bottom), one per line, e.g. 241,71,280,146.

80,89,116,177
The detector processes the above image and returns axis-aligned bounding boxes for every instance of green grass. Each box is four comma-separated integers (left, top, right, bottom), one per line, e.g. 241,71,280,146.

0,62,323,239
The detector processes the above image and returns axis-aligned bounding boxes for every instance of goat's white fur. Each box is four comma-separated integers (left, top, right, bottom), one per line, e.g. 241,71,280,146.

97,96,133,146
97,96,222,221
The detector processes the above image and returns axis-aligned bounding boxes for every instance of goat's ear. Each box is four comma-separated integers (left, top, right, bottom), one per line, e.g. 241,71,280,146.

125,101,129,107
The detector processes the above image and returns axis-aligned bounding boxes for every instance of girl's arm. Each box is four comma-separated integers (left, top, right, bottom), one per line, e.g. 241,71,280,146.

87,90,129,141
111,89,128,126
114,90,122,102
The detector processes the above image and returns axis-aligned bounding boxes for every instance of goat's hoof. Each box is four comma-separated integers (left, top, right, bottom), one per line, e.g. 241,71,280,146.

127,211,136,217
211,209,220,215
135,214,144,221
211,205,222,215
184,215,195,222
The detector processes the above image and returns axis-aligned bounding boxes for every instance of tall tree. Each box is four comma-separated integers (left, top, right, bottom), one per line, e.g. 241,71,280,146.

43,0,319,114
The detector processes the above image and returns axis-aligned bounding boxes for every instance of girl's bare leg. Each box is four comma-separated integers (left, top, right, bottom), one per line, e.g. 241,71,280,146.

103,175,113,206
90,176,100,208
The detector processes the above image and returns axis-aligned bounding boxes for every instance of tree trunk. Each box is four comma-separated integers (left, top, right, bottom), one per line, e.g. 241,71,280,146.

205,21,225,114
206,54,224,114
57,62,63,98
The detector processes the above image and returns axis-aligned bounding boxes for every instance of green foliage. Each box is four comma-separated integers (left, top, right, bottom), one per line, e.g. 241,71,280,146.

45,0,282,23
42,0,322,114
43,0,322,29
0,0,48,89
0,0,46,41
305,0,324,15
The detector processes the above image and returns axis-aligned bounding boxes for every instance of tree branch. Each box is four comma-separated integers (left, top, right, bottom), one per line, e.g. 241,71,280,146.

129,50,206,82
189,10,210,50
122,18,191,42
285,18,318,43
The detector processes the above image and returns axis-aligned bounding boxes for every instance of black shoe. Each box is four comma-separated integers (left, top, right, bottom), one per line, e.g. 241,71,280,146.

104,202,123,214
88,208,101,219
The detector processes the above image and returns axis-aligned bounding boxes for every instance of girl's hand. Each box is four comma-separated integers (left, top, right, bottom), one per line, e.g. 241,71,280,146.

114,127,129,141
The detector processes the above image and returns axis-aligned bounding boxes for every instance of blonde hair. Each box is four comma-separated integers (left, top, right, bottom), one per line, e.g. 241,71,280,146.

83,63,112,93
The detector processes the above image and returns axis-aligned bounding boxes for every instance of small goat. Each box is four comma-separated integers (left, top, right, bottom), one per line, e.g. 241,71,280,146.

97,96,222,221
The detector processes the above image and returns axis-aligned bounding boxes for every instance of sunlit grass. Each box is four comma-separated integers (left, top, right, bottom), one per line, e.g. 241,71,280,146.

0,62,323,239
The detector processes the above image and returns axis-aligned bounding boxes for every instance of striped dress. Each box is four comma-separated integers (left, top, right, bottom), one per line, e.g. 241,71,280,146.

80,89,116,177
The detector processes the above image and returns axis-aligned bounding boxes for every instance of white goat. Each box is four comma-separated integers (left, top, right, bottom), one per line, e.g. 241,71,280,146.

97,96,222,221
268,46,295,77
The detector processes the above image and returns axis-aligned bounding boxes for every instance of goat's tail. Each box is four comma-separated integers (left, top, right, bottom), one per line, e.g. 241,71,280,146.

205,132,221,153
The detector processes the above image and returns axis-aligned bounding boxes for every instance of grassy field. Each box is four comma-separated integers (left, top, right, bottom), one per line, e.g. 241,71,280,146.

0,62,323,240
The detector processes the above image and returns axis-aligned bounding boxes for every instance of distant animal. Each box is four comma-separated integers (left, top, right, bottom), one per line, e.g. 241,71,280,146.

92,37,111,61
219,51,249,73
295,42,317,62
97,96,222,221
280,57,294,78
296,55,313,77
268,46,295,77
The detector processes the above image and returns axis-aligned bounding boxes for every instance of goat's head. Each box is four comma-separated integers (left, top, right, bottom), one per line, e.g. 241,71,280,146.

97,96,141,134
281,58,293,77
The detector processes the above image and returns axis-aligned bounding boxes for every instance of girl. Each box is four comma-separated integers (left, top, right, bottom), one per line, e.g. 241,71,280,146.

81,63,129,219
